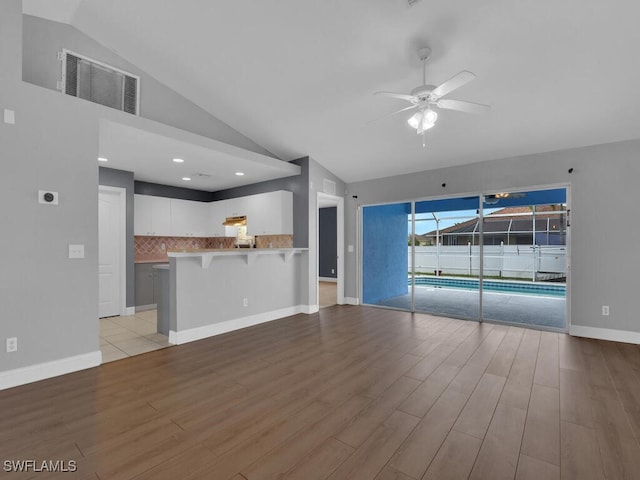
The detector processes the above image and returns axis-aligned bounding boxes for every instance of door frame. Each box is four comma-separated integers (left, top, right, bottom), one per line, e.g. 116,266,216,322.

98,185,127,317
316,192,345,305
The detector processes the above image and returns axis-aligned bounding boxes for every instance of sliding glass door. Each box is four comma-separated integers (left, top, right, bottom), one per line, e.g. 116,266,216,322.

481,188,567,329
361,186,568,331
412,196,481,320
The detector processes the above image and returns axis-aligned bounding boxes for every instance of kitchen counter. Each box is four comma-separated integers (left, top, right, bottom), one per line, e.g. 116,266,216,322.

163,247,311,345
135,257,169,264
168,247,307,268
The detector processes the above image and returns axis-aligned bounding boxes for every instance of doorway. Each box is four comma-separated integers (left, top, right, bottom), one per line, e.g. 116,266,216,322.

317,192,345,307
98,186,126,318
98,185,171,363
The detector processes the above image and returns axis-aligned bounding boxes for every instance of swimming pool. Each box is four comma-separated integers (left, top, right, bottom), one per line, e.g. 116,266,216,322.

410,276,566,297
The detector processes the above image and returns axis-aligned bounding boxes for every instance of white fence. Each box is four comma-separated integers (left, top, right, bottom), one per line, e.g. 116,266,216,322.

409,244,566,280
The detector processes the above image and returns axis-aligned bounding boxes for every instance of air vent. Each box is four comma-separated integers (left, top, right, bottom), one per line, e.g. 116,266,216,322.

61,49,139,115
323,179,337,196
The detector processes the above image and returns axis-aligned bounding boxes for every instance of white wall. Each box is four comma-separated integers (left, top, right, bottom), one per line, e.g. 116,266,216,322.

346,139,640,339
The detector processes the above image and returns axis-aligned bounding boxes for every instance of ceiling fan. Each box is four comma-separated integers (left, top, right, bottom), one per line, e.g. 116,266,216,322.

375,47,490,146
484,192,526,205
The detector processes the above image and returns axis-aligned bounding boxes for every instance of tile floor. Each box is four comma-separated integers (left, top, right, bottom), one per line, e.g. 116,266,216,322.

319,281,337,308
99,309,170,363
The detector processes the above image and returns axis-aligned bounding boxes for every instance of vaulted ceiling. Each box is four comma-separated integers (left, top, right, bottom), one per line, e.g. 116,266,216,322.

23,0,640,183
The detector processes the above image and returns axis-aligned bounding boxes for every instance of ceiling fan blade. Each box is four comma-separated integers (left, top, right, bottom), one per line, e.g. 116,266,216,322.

366,104,417,124
436,98,490,114
374,91,418,103
431,70,476,98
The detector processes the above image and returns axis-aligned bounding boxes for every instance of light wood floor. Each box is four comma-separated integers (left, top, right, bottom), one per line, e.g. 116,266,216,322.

319,281,337,308
2,306,640,479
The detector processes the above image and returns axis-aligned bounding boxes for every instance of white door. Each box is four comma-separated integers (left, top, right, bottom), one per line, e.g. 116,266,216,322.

99,189,123,318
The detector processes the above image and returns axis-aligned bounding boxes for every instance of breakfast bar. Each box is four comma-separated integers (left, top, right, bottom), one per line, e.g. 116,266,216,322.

158,248,310,344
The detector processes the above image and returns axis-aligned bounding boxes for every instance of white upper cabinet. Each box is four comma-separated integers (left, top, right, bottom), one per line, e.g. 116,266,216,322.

208,201,227,236
245,190,293,235
134,194,171,236
170,199,211,237
134,190,293,238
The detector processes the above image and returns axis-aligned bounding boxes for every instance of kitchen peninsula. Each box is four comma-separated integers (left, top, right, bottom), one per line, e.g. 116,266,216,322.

158,247,309,345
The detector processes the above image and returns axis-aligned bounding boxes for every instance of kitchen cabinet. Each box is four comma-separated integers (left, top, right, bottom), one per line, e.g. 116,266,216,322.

135,263,162,309
209,196,248,236
208,202,226,236
134,194,171,236
245,190,293,235
134,190,293,238
170,199,212,237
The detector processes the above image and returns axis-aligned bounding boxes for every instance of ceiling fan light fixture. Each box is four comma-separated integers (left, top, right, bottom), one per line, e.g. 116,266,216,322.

408,109,437,131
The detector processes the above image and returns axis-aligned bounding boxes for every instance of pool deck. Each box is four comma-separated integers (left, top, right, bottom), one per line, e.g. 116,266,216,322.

374,285,566,330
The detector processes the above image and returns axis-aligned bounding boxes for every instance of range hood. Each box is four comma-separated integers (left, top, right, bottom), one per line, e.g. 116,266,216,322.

222,215,246,226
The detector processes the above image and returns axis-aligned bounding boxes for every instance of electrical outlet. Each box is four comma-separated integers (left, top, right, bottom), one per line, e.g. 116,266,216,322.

602,305,610,316
6,337,17,353
69,244,85,259
243,298,248,307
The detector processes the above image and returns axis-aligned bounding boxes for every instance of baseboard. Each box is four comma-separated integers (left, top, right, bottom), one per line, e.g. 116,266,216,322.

344,297,360,305
135,304,157,313
0,350,102,391
301,304,319,314
169,305,316,345
319,277,337,283
123,306,135,316
570,325,640,345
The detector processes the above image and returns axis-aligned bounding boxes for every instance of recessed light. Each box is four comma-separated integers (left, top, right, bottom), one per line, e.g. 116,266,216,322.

98,157,108,162
235,172,245,176
173,158,184,163
182,177,191,181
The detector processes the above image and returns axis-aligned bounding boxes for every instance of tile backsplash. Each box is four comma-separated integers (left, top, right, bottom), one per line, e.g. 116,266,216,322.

255,234,294,249
135,234,295,262
135,236,236,262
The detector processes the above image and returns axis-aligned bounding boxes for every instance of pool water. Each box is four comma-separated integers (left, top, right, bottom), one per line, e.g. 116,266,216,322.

410,276,566,297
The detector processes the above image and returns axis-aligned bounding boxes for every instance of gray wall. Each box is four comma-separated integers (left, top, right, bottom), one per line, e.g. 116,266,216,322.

0,4,299,378
1,0,99,371
346,139,640,336
212,157,309,248
134,181,213,202
308,159,347,306
99,167,134,308
21,14,274,158
172,253,307,333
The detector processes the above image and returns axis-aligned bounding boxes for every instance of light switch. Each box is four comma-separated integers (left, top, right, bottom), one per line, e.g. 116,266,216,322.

348,244,354,253
3,109,15,124
69,244,85,259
